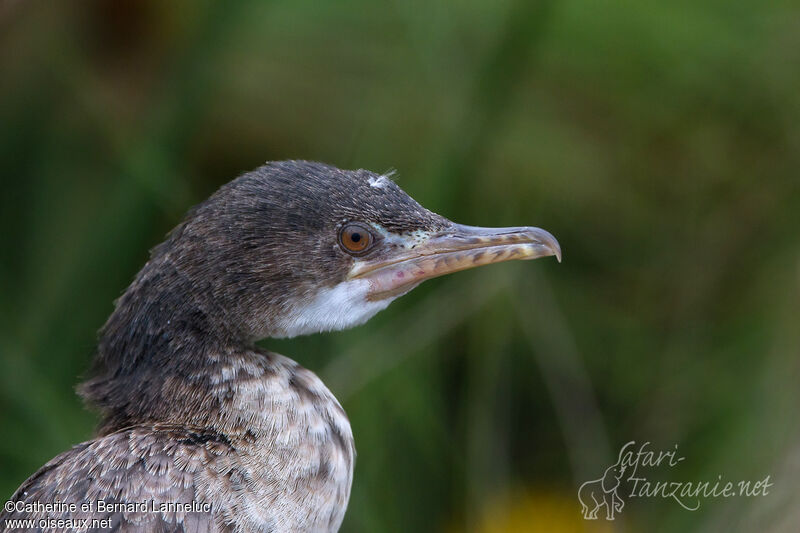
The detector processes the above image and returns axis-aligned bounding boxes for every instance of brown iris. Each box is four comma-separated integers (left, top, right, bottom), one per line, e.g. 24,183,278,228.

339,223,374,255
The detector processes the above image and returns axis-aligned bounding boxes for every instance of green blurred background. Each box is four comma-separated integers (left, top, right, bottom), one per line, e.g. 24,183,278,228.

1,0,798,531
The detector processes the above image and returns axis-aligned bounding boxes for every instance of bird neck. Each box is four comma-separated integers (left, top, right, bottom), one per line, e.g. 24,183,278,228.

79,256,254,435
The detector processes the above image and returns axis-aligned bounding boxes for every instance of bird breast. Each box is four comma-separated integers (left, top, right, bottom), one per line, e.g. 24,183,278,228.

200,350,356,532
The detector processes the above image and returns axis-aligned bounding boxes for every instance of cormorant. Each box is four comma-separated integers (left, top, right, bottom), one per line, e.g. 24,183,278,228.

1,161,560,532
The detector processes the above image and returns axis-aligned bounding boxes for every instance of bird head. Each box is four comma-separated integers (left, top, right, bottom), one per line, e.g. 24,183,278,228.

157,160,560,340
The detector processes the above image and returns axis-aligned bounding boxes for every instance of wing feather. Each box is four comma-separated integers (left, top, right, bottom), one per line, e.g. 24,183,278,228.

1,426,232,532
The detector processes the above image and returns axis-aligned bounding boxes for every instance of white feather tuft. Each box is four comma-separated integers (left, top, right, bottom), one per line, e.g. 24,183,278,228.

367,170,396,189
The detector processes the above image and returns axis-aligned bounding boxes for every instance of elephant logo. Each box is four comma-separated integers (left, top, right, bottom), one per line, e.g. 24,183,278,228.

578,460,627,520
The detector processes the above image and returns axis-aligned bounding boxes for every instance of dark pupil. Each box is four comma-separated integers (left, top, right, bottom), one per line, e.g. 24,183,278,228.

350,232,362,243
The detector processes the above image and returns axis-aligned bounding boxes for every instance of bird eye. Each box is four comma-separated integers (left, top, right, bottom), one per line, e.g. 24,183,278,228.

339,223,374,255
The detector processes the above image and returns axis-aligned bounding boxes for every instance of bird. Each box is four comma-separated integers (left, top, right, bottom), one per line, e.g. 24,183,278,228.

1,160,560,532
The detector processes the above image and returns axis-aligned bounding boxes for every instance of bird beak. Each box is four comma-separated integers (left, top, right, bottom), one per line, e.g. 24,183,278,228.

348,223,561,300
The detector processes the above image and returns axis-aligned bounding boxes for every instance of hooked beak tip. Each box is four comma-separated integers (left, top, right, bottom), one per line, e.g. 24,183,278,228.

535,227,562,263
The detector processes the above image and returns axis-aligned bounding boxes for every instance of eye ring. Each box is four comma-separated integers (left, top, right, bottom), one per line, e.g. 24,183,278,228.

338,222,375,256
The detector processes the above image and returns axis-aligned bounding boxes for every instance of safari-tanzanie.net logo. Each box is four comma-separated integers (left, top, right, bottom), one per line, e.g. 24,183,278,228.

577,441,772,520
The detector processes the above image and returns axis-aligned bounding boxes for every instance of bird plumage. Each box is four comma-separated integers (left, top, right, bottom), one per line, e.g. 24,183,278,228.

2,161,559,532
6,350,354,532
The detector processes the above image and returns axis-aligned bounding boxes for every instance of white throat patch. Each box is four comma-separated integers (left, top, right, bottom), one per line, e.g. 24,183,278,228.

271,279,396,338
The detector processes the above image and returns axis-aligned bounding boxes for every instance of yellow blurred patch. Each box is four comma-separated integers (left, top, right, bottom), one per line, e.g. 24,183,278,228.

464,489,617,533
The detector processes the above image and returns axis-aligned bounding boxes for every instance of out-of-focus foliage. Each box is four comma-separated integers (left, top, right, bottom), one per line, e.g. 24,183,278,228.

1,0,798,531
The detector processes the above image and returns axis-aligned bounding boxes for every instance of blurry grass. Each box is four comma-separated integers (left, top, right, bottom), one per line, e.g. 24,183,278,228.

1,0,799,532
